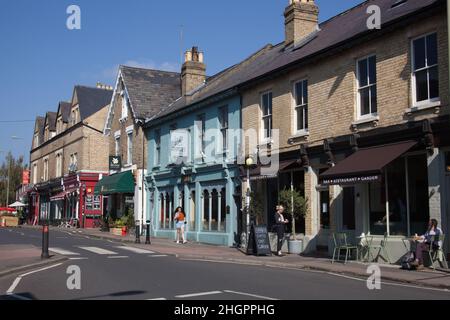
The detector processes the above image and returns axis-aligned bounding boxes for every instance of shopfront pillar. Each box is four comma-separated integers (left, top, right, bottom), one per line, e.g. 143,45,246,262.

427,148,445,224
304,167,318,237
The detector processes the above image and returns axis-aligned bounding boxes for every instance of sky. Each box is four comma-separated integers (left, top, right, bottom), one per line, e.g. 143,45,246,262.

0,0,363,165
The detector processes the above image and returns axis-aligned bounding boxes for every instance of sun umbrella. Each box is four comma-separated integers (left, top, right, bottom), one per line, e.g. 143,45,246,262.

8,201,26,208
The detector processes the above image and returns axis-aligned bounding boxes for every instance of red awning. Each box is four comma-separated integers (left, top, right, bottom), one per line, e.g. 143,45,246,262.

50,191,66,202
320,140,417,185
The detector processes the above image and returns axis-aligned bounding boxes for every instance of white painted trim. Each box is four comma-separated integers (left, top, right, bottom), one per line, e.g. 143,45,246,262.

114,130,121,138
126,125,134,134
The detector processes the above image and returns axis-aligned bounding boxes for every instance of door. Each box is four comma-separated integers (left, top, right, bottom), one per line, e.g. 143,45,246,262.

317,188,330,249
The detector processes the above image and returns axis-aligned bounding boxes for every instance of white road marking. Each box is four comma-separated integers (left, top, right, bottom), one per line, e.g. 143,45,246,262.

78,246,117,255
175,291,223,298
147,298,167,300
6,277,22,294
49,248,80,256
6,263,63,295
116,246,154,254
223,290,279,300
69,257,88,260
6,293,31,300
107,256,129,259
148,255,168,258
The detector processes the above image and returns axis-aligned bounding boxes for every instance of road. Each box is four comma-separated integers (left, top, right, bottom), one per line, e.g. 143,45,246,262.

1,227,450,300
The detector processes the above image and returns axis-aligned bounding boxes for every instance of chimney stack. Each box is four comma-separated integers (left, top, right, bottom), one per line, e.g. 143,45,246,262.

181,46,206,96
284,0,319,47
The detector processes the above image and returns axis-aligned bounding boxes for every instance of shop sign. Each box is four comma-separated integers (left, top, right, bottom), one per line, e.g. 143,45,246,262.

109,156,122,171
321,175,381,186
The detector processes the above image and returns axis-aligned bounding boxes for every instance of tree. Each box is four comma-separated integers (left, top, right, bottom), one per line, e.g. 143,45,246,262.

278,188,307,240
249,191,265,225
0,153,27,206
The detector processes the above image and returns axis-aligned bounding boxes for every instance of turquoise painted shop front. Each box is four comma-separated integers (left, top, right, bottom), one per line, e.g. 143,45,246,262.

145,95,241,246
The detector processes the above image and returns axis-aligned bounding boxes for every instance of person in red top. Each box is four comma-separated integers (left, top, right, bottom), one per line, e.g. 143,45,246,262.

174,207,187,244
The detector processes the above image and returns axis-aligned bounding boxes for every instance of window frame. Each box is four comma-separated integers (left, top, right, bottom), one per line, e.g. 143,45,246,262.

293,79,309,133
260,91,273,142
196,114,206,159
218,106,228,154
154,129,161,166
356,54,378,119
411,32,440,107
126,130,133,165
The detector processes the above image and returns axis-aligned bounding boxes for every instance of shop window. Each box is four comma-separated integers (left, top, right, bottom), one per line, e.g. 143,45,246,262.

202,188,226,232
203,190,210,230
320,190,330,230
342,187,355,230
159,192,174,230
369,155,429,236
94,196,101,210
85,195,93,211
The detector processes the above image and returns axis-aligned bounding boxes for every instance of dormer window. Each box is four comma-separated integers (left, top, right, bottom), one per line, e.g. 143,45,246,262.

33,134,39,148
71,107,79,126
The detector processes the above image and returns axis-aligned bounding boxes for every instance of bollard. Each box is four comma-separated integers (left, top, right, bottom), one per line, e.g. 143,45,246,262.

145,220,151,245
41,223,50,259
135,221,141,244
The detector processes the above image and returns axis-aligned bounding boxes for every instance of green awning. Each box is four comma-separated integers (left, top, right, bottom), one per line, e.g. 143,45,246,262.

94,171,135,195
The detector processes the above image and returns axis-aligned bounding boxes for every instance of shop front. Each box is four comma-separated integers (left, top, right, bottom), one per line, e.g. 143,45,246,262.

94,170,135,223
317,139,441,263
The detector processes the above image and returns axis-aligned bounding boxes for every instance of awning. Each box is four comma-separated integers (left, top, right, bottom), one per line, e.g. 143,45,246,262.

50,192,66,202
320,140,417,186
241,159,302,181
94,171,135,195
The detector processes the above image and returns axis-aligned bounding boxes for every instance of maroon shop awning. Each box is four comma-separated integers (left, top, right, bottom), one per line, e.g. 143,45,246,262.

320,140,417,186
50,191,66,202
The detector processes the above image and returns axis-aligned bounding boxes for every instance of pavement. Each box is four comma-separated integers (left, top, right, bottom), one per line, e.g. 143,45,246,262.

0,243,67,279
16,224,450,291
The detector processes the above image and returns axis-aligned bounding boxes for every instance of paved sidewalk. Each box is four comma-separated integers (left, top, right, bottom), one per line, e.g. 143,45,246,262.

0,244,67,278
21,225,450,290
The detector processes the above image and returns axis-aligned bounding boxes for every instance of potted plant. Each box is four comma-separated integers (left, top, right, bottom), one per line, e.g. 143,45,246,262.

278,188,307,254
110,219,125,236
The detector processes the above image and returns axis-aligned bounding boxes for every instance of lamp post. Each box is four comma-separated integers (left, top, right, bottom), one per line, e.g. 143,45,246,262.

245,156,254,242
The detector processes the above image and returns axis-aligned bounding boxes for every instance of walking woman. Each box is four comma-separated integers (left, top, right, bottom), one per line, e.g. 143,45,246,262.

274,205,289,256
174,207,187,244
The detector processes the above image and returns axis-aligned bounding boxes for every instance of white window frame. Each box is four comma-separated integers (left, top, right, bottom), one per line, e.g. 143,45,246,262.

411,32,440,108
356,54,378,120
155,129,161,166
34,134,39,148
218,106,228,154
260,91,273,142
114,131,121,157
293,79,309,133
43,157,49,181
55,150,63,177
196,115,206,160
32,162,38,184
126,126,133,165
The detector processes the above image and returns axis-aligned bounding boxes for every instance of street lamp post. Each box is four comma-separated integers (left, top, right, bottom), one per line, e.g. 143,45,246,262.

245,157,254,243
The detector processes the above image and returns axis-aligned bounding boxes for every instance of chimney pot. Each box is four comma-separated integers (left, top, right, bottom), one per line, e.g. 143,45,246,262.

181,46,206,96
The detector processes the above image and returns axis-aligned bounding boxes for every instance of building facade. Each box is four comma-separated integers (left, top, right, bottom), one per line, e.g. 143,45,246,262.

239,0,449,261
29,85,112,227
97,66,181,232
145,47,243,246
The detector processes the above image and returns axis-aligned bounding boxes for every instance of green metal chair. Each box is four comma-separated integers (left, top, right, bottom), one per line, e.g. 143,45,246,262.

426,234,448,270
372,233,391,264
332,232,359,264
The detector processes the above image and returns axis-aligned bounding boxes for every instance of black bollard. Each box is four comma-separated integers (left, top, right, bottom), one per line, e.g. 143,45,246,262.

135,221,141,244
145,220,151,245
41,223,50,259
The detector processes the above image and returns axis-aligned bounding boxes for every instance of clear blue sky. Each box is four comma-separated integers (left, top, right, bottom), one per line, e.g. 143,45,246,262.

0,0,363,165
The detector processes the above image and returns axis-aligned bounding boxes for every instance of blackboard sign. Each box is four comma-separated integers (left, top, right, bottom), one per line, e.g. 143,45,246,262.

246,224,272,256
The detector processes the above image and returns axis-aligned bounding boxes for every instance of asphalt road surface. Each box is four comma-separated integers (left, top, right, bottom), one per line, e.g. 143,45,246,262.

1,227,450,300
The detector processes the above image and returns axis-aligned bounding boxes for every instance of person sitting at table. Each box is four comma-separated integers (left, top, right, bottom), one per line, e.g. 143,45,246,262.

410,219,443,270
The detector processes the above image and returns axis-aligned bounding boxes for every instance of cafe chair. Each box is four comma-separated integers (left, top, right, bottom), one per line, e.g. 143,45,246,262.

427,234,448,270
373,232,391,264
332,232,358,264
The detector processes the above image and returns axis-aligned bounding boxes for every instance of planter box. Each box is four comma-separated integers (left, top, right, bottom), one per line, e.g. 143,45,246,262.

1,216,19,227
110,228,123,236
